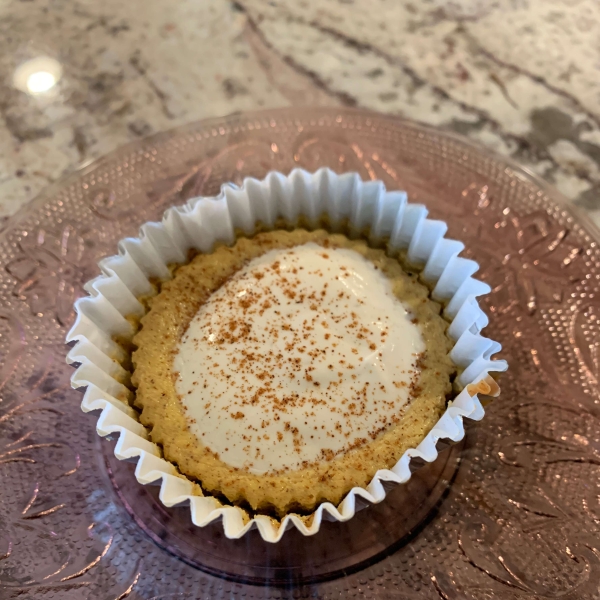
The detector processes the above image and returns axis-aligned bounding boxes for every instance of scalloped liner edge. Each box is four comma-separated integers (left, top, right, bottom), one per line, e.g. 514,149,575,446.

66,168,507,543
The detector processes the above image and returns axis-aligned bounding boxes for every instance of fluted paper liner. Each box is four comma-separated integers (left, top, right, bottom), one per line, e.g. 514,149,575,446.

67,168,507,543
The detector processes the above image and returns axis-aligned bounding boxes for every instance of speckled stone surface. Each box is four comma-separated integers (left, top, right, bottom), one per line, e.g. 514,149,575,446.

1,0,599,225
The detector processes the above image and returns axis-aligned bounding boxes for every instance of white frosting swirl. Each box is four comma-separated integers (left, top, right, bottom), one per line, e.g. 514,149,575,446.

174,243,424,474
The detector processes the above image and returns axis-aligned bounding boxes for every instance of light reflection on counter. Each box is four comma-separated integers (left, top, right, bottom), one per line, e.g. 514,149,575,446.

13,56,63,95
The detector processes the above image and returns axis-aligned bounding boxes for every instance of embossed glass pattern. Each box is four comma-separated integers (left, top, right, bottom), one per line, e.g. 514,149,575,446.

0,108,598,599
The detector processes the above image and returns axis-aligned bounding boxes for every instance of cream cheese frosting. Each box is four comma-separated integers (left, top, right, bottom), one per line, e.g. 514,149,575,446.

174,242,424,474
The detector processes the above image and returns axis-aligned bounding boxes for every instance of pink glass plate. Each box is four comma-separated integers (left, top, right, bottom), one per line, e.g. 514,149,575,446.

0,107,599,599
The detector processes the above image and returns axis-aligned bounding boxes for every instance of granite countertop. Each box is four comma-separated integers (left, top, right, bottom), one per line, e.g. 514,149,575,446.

1,0,599,226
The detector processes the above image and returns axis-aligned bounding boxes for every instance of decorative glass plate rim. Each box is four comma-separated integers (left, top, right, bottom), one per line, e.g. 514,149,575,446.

4,107,598,244
2,106,598,599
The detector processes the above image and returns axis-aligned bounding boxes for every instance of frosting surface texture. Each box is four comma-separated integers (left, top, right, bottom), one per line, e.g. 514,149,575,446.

175,243,424,474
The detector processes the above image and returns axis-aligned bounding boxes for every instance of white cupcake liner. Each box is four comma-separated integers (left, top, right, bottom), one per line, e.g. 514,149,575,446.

66,168,507,543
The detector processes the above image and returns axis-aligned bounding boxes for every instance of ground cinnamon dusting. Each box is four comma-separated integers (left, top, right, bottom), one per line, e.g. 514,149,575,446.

132,229,456,515
175,241,428,474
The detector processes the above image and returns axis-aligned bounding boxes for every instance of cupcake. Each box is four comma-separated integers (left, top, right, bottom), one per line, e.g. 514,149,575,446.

67,169,506,542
